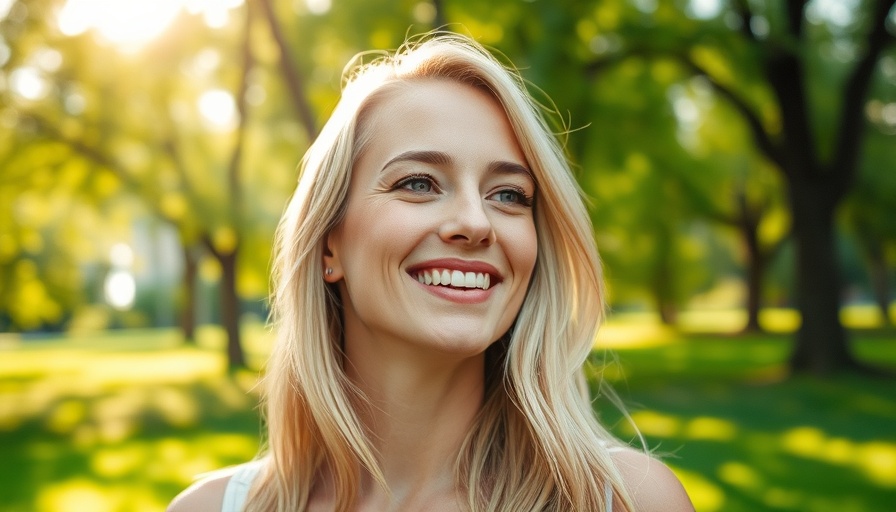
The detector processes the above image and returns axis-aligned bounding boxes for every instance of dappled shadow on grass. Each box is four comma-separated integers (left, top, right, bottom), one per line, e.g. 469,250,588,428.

0,339,262,512
591,332,896,512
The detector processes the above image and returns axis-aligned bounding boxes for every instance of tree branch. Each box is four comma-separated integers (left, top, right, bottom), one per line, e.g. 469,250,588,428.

28,115,179,226
829,0,896,201
257,0,318,142
585,45,783,167
680,56,785,167
226,0,254,235
785,0,809,39
731,0,758,42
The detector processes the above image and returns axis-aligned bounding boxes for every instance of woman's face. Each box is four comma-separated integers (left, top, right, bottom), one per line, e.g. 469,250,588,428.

326,79,538,358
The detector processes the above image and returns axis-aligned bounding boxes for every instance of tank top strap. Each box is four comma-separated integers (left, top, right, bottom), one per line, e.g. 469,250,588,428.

221,461,263,512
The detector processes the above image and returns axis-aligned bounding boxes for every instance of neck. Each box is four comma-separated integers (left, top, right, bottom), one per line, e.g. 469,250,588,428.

342,336,486,507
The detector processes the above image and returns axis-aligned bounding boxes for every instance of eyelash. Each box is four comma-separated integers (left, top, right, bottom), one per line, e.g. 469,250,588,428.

394,173,438,193
393,173,534,207
492,186,534,208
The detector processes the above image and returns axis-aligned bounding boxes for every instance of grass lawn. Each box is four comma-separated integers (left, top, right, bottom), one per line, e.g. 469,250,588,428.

1,314,894,511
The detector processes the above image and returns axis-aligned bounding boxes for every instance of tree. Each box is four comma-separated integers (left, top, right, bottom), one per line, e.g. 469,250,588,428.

1,0,298,368
690,0,895,373
576,0,895,373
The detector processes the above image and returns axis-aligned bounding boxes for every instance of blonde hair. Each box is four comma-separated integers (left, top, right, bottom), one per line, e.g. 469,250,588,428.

250,32,635,511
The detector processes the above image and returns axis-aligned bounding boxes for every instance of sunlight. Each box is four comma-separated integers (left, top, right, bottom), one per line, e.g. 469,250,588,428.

10,66,49,100
36,479,114,512
627,410,682,437
674,467,726,512
36,478,166,512
687,0,722,19
596,313,676,348
858,442,896,486
762,487,803,509
304,0,331,15
58,0,182,46
184,0,244,28
103,269,136,310
718,461,762,490
806,0,859,28
781,426,896,487
759,308,801,333
109,242,134,267
684,416,737,441
46,399,88,435
781,426,826,457
198,88,237,130
150,386,199,427
91,445,144,478
56,0,244,50
0,0,13,19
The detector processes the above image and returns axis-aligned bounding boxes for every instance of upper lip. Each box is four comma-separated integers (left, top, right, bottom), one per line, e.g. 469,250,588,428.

406,258,503,283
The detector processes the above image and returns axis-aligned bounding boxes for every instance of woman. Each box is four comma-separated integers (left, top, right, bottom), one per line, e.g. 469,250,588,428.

170,33,693,511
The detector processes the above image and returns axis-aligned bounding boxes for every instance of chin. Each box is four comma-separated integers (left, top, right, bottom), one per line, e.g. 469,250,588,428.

424,330,499,358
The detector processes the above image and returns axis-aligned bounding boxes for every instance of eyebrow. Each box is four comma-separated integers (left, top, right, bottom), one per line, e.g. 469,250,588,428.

487,160,534,181
382,150,534,181
382,150,452,170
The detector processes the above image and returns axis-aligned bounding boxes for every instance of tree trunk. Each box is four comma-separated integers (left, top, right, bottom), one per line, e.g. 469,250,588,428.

179,244,199,343
653,231,678,325
737,191,765,333
258,0,317,141
218,249,246,369
742,234,764,333
867,249,893,326
787,181,859,374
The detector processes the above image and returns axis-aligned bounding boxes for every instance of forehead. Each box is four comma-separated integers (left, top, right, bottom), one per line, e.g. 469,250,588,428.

355,78,526,165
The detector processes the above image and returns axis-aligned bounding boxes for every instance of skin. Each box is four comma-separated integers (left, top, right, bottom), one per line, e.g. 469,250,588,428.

168,79,695,512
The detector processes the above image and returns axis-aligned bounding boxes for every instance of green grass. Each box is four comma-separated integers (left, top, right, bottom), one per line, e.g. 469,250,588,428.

0,326,265,512
0,319,894,511
591,322,896,512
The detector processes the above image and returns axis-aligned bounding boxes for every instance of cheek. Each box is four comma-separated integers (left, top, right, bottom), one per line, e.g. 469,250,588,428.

508,221,538,280
339,202,428,265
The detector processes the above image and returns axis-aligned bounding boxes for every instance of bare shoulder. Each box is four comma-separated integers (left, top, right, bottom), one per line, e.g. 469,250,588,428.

167,470,232,512
611,448,694,512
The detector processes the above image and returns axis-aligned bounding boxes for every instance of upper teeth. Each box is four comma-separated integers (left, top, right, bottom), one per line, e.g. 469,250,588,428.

415,269,491,290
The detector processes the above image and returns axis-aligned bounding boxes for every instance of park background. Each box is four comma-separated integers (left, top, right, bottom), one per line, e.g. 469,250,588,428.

1,0,895,510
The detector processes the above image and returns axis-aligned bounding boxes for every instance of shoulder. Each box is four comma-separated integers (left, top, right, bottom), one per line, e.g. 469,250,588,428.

166,470,233,512
610,448,694,512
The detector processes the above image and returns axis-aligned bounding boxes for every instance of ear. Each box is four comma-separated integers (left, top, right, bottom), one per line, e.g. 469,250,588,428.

322,231,343,283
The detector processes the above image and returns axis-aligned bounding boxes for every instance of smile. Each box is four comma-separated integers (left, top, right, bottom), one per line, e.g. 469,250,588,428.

413,269,492,290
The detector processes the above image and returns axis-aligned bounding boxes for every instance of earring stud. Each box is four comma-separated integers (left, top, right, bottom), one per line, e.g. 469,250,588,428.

326,267,333,276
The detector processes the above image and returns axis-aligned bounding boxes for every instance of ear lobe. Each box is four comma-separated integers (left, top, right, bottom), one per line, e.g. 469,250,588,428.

322,232,343,282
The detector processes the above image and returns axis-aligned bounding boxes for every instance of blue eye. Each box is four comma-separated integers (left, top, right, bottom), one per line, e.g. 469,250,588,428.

404,179,433,193
491,188,533,207
395,173,438,194
495,190,521,203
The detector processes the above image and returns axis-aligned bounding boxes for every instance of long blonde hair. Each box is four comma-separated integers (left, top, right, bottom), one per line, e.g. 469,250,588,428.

250,32,636,511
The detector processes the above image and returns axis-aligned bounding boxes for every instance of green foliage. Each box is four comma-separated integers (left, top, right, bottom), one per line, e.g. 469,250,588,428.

1,0,894,334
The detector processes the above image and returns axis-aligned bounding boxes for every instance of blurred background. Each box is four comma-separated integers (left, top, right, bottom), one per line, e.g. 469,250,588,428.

1,0,895,510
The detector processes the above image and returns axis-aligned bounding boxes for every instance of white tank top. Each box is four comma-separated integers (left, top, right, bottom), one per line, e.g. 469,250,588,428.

221,461,263,512
220,462,614,511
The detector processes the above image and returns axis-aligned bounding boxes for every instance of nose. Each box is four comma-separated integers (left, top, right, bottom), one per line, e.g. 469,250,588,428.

438,191,496,247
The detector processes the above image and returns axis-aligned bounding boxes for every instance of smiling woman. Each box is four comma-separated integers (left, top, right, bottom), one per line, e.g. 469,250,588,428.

169,32,694,512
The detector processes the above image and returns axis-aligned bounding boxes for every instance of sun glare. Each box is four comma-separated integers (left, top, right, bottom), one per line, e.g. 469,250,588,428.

56,0,244,50
104,270,136,310
198,88,237,130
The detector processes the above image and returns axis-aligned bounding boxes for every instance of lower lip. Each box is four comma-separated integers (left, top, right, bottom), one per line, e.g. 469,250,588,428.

411,277,495,304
